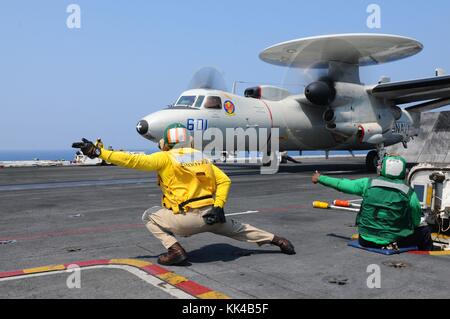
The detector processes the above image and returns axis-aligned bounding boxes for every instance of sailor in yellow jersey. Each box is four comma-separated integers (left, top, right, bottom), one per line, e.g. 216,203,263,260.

72,123,295,265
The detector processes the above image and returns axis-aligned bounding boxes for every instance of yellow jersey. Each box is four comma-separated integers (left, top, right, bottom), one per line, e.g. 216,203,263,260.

99,148,231,213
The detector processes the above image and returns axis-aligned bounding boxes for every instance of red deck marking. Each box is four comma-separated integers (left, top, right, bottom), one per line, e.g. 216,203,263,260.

0,270,25,279
176,280,212,296
408,251,427,255
0,204,314,243
0,259,229,298
141,264,170,276
260,204,309,213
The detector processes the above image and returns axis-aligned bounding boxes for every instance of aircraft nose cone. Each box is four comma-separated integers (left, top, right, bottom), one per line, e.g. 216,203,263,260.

136,120,149,135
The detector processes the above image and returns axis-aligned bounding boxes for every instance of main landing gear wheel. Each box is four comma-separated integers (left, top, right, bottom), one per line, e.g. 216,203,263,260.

280,151,302,164
262,152,279,167
365,150,379,172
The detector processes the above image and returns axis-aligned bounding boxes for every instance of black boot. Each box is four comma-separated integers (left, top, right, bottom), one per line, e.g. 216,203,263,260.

272,236,296,255
158,243,188,265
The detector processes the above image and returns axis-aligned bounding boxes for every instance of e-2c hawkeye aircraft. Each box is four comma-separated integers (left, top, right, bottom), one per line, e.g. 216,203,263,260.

136,34,450,171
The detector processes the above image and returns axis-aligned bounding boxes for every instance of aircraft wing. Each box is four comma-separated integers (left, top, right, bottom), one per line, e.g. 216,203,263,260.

370,75,450,104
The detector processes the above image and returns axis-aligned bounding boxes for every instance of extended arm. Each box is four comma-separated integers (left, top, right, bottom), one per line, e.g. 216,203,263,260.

318,175,370,196
99,149,169,172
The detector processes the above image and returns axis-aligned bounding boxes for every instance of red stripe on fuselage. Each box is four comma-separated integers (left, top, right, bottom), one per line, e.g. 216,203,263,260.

260,99,274,128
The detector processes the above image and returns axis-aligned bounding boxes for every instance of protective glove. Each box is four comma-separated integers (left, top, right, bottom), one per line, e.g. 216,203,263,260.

72,138,101,159
203,207,226,225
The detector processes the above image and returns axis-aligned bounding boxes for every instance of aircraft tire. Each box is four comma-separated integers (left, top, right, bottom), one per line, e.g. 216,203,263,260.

262,152,276,167
365,150,379,172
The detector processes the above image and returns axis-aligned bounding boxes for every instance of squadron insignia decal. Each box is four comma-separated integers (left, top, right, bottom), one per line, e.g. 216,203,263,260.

223,100,236,116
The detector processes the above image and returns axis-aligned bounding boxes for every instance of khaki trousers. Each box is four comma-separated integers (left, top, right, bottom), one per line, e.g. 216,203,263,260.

144,206,275,249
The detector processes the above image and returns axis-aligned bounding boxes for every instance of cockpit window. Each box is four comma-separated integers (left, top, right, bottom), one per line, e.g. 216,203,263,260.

204,96,222,109
175,96,196,107
194,96,205,108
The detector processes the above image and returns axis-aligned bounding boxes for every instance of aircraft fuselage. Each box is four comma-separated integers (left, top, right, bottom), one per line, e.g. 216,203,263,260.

137,87,414,153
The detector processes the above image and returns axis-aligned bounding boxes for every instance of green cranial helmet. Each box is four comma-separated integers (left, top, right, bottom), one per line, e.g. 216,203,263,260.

381,155,407,179
163,123,190,148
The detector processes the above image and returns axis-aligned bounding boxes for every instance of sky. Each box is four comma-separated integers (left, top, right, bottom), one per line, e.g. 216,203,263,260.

1,0,450,151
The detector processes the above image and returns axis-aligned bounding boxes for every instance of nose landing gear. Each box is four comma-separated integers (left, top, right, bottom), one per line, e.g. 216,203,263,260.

366,144,387,172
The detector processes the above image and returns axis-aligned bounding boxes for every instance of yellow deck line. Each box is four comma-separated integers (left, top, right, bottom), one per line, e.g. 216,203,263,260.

197,291,231,299
5,258,231,299
23,264,66,274
428,250,450,256
109,259,152,268
158,272,188,285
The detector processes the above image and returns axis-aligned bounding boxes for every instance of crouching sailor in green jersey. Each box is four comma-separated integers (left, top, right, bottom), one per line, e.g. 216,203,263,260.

311,155,433,251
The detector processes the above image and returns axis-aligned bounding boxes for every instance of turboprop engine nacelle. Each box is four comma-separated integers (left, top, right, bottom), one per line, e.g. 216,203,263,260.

357,123,384,144
327,122,403,146
326,123,358,137
304,81,366,109
304,79,336,106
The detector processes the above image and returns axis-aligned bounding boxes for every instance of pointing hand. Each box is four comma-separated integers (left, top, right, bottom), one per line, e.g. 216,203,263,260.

72,138,101,159
312,171,321,184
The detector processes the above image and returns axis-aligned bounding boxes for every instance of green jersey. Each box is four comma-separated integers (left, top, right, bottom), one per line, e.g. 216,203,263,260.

318,175,422,245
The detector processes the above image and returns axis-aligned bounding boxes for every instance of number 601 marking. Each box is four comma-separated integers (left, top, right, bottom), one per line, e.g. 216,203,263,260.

187,119,208,131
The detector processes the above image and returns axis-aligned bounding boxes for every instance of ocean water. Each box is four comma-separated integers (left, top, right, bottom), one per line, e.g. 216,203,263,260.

0,150,79,161
0,149,368,161
0,149,160,161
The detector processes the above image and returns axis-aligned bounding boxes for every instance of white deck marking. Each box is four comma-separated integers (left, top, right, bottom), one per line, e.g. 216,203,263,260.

0,265,194,299
226,211,260,216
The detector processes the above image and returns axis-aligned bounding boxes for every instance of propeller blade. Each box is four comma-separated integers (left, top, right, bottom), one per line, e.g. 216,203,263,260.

187,66,228,92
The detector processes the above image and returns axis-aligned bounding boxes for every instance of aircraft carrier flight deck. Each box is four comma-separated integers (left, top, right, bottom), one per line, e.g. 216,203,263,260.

1,157,449,299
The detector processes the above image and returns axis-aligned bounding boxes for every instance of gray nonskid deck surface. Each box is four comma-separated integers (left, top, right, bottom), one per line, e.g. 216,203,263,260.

0,159,449,299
